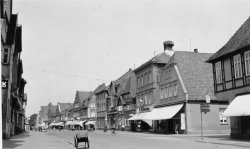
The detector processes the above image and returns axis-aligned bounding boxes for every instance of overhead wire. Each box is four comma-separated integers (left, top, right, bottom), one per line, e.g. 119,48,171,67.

25,66,109,82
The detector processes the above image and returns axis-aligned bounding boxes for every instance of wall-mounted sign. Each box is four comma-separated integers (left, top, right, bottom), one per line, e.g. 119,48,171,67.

117,106,123,111
2,80,8,89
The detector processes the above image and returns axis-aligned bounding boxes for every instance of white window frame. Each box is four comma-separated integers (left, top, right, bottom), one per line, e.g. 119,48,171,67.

234,54,242,79
219,108,228,125
245,51,250,76
215,61,222,83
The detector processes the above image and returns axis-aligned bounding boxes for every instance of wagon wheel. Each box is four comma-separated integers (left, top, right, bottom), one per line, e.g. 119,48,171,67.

74,136,78,148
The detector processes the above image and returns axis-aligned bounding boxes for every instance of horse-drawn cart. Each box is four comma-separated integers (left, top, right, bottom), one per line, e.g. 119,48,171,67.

74,131,89,148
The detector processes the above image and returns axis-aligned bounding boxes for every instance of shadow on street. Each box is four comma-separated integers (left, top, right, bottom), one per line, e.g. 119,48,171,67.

3,131,31,149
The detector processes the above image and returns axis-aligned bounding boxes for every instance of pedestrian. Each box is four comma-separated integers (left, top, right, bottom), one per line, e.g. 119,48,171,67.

175,122,179,134
122,124,125,131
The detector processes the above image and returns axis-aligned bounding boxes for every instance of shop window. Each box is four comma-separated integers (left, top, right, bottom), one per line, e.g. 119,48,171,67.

234,54,242,79
2,48,10,64
245,51,250,76
215,61,222,83
219,108,228,125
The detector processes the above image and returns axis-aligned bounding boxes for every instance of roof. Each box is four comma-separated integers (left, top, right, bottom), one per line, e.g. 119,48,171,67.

95,83,107,95
58,103,73,112
74,91,92,103
207,16,250,62
168,51,216,101
119,71,136,97
134,52,171,73
39,106,49,116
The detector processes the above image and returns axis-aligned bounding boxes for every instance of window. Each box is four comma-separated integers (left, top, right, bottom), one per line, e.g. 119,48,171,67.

141,75,144,86
234,54,242,78
160,88,164,99
174,84,178,96
148,91,152,104
145,93,148,105
219,108,228,125
215,61,222,83
245,51,250,76
169,86,172,97
2,48,9,64
169,70,172,79
144,73,147,85
164,87,168,98
148,71,152,83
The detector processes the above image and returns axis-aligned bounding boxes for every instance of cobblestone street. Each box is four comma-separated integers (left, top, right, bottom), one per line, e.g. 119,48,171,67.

5,130,249,149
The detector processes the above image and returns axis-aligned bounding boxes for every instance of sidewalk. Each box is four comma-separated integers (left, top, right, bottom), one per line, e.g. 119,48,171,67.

3,131,74,149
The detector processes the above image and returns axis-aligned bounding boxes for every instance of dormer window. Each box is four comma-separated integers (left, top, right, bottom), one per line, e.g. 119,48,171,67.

234,54,242,79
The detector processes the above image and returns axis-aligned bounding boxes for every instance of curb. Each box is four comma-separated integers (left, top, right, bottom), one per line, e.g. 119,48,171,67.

194,139,250,148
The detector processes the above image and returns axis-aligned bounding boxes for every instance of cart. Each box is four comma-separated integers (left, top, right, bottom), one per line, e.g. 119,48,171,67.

74,131,89,148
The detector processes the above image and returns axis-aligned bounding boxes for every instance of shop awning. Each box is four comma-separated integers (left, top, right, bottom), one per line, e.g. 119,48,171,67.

144,104,183,120
223,94,250,116
49,123,57,126
57,122,64,126
78,120,86,126
65,121,72,125
128,112,150,120
85,121,96,125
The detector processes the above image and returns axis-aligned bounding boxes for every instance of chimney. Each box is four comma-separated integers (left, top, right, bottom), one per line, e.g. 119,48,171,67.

163,40,174,51
194,49,198,53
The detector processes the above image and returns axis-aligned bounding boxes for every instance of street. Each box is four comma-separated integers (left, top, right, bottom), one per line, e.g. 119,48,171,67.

4,130,250,149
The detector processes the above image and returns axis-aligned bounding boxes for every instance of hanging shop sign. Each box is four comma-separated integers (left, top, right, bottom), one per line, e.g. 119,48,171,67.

2,80,8,89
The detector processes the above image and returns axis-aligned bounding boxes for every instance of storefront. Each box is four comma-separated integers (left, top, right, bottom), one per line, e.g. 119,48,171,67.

223,94,250,138
97,111,106,129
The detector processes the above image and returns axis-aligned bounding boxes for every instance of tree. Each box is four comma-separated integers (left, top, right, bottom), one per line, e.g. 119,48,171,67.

29,114,38,127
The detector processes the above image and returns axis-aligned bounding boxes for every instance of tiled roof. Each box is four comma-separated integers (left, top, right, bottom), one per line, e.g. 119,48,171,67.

207,16,250,62
58,103,73,112
134,52,171,73
119,71,136,97
95,84,107,94
50,105,57,114
74,91,92,103
170,51,216,101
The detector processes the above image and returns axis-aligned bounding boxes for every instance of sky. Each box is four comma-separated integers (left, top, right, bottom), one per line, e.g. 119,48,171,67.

12,0,250,117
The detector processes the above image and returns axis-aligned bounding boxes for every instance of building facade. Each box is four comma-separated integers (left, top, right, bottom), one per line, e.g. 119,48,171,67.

131,41,172,131
151,50,230,134
207,17,250,139
96,84,108,129
2,0,27,138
